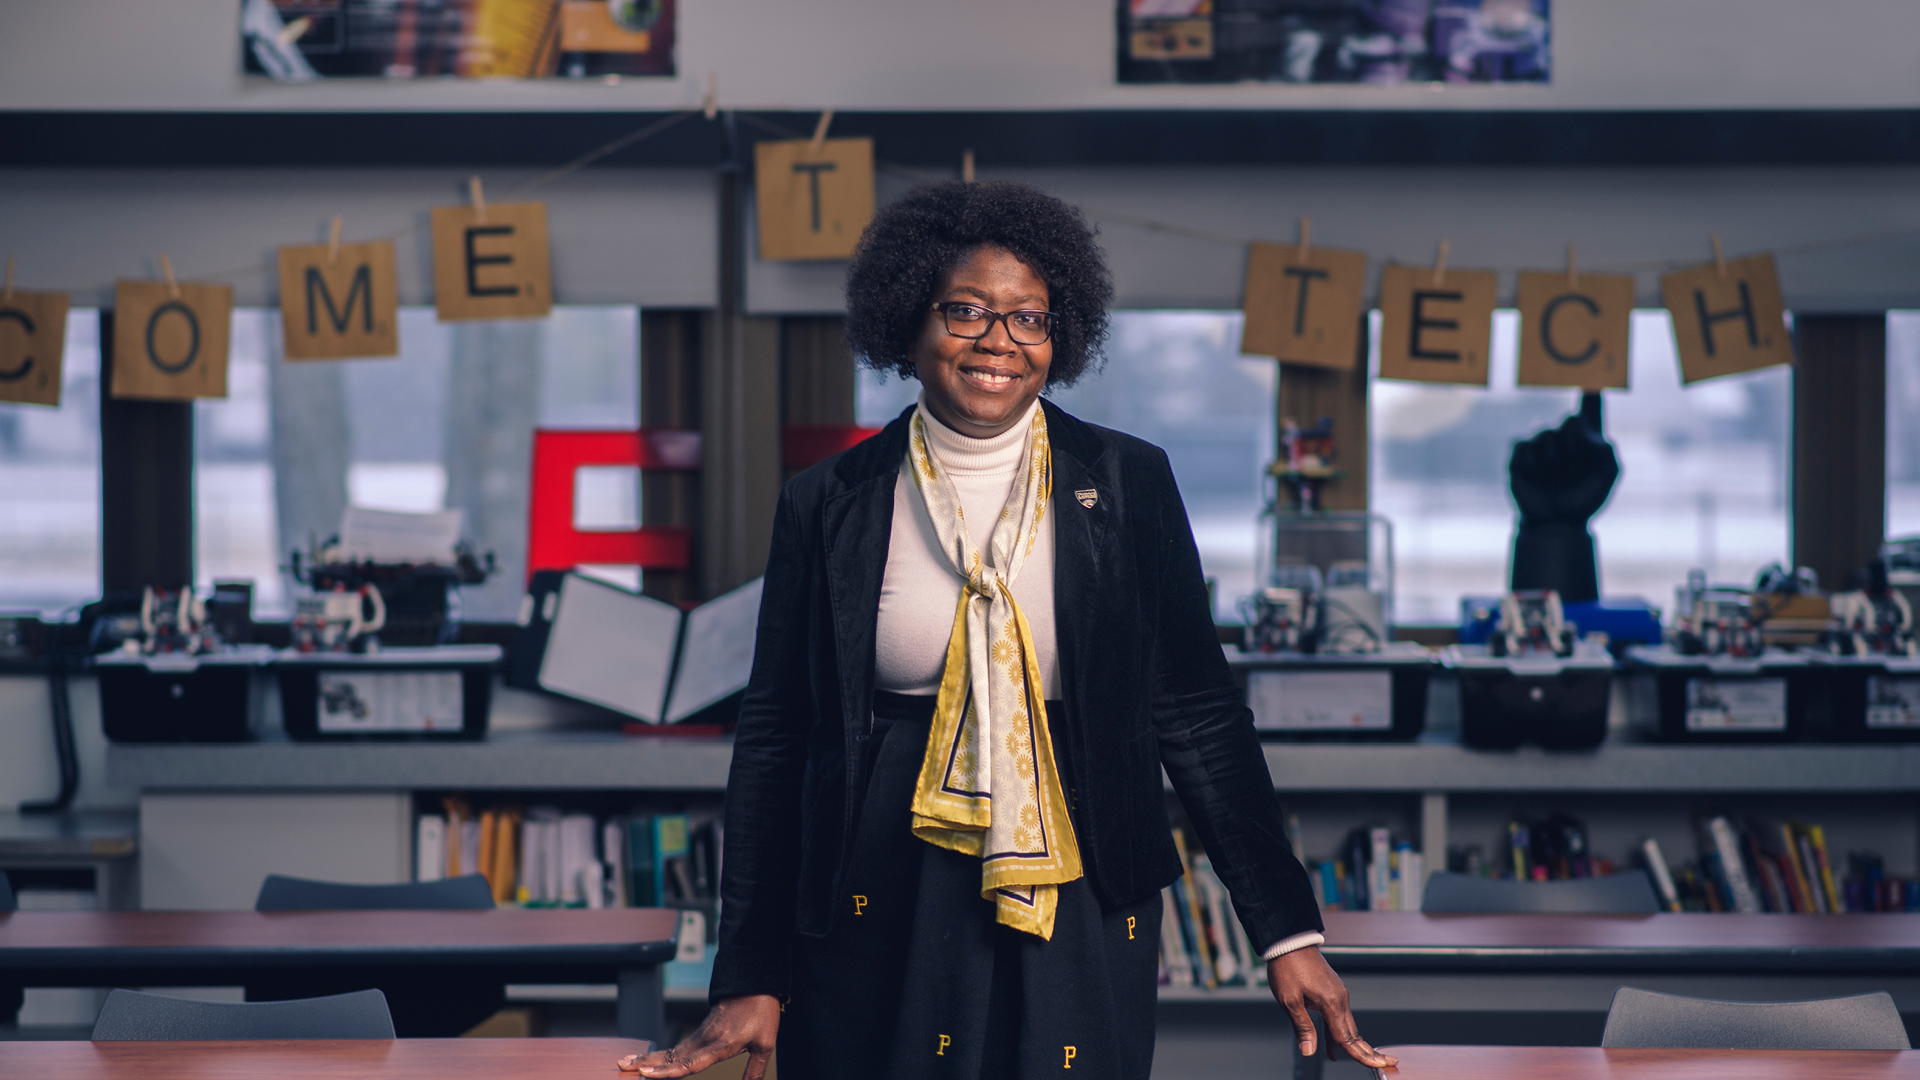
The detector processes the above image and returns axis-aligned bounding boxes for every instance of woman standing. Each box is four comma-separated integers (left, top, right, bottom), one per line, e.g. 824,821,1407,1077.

629,182,1393,1080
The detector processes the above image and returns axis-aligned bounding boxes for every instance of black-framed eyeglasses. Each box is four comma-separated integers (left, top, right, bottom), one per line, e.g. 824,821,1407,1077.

930,302,1055,346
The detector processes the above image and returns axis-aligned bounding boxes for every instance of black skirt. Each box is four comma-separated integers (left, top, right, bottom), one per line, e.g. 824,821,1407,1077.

780,692,1162,1080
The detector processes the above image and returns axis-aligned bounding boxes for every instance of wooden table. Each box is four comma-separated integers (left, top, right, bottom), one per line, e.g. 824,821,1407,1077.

1320,911,1920,972
1377,1045,1920,1079
0,908,680,1041
0,1038,652,1079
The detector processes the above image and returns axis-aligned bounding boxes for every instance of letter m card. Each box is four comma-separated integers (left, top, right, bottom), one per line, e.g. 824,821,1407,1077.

0,290,70,407
277,239,400,360
1660,252,1793,384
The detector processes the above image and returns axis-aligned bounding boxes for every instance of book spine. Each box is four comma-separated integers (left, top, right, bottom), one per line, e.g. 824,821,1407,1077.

1169,830,1216,988
1641,838,1682,912
1159,888,1193,986
1318,861,1340,911
1369,827,1392,912
1707,816,1762,913
1778,824,1813,912
1796,832,1830,913
1400,847,1424,911
415,815,447,883
1808,825,1842,913
1196,859,1240,985
1508,820,1530,880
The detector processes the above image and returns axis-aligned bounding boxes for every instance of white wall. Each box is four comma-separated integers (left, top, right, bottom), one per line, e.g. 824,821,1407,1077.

3,0,1919,113
0,168,717,309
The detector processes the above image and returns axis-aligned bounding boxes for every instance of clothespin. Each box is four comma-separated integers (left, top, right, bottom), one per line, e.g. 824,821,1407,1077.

159,254,180,300
962,148,975,184
3,257,13,301
1566,242,1578,289
1297,217,1311,262
327,216,343,266
1711,233,1727,278
808,109,834,156
469,176,487,224
701,72,718,121
1431,240,1450,287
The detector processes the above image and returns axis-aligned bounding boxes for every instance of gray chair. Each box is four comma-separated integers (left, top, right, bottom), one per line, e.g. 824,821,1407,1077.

1601,986,1910,1050
254,873,495,911
1421,870,1661,914
247,873,501,1037
90,988,395,1041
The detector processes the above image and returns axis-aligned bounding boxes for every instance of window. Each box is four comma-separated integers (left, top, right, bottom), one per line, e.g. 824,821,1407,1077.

858,312,1274,621
0,310,101,617
1889,312,1920,540
1374,309,1792,623
197,306,640,621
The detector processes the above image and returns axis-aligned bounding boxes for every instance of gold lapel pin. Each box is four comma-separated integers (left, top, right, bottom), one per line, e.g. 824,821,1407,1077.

1075,489,1097,508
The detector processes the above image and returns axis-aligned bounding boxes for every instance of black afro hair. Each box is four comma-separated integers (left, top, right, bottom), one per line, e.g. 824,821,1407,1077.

843,181,1113,388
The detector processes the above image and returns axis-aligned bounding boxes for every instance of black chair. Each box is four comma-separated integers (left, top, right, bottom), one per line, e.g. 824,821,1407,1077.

1421,870,1662,914
0,870,18,1026
246,873,503,1037
254,873,496,911
91,988,395,1040
1601,986,1911,1050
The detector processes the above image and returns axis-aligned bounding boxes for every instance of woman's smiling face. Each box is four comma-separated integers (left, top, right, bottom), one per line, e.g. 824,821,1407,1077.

911,245,1052,439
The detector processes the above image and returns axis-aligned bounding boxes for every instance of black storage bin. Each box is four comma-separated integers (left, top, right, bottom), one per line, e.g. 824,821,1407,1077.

1623,645,1819,743
276,645,501,742
1230,646,1435,741
1449,645,1615,750
1814,655,1920,742
96,650,268,743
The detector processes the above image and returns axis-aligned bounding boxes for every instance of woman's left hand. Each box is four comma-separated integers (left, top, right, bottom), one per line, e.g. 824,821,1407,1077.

1267,945,1398,1069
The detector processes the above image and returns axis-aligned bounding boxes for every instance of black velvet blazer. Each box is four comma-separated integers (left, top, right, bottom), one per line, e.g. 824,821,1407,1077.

709,399,1323,1002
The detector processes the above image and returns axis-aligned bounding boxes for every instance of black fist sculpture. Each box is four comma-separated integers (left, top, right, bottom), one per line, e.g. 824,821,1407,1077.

1509,393,1619,603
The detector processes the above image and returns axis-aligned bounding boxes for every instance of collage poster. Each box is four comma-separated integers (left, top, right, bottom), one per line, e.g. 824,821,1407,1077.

1119,0,1549,85
241,0,676,80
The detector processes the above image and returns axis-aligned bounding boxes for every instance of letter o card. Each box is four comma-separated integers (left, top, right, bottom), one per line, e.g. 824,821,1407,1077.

431,201,553,322
111,280,233,401
0,290,71,407
1376,264,1496,386
1660,253,1793,384
1240,242,1367,370
277,240,400,360
755,137,875,261
1515,271,1633,390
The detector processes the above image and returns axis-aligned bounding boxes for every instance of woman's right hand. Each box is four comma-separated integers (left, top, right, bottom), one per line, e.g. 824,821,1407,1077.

619,993,781,1079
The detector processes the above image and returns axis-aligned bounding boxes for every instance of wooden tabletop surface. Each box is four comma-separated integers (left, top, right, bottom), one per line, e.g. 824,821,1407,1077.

0,1038,652,1079
1318,912,1920,970
0,908,680,953
1376,1045,1920,1079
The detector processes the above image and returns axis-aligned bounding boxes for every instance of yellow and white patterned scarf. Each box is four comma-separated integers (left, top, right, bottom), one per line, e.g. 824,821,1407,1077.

906,403,1083,939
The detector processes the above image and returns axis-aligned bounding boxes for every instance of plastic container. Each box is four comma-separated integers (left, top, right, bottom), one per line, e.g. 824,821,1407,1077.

1447,643,1616,750
1227,644,1435,742
1813,654,1920,742
1623,645,1819,743
96,648,271,743
275,645,501,742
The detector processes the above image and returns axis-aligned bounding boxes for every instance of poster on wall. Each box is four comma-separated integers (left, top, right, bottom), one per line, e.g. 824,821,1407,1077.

1118,0,1549,85
241,0,675,80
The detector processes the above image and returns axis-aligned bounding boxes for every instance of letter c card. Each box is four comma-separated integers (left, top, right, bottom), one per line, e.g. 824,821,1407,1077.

0,290,71,407
1516,270,1632,390
110,279,232,401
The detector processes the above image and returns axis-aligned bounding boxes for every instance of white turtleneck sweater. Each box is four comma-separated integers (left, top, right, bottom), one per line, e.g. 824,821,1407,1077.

871,395,1323,963
875,398,1059,698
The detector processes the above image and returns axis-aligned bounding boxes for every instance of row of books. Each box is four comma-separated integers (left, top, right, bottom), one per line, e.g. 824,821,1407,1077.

1307,826,1425,912
414,797,721,920
1642,816,1919,914
1450,813,1619,881
1160,825,1267,990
